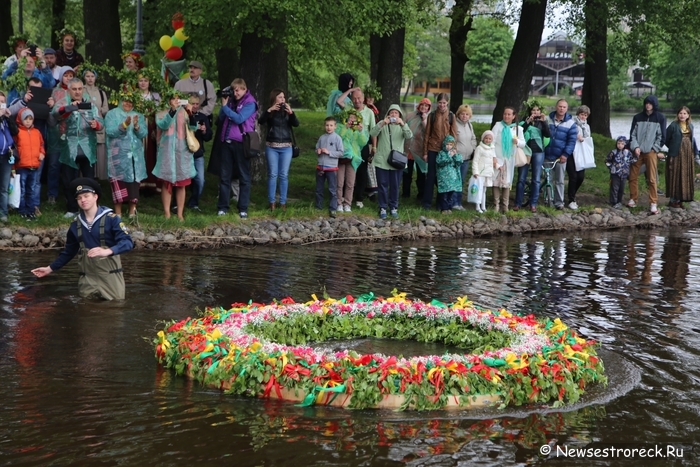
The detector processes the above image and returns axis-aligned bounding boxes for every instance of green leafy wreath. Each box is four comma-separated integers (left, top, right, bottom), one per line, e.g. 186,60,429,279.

7,34,30,49
363,81,382,101
57,28,81,47
334,107,363,126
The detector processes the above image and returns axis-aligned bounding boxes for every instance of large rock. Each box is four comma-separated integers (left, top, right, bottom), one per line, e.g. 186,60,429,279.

22,235,40,247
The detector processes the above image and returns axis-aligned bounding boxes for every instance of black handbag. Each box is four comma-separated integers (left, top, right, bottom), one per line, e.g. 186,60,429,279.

291,127,300,158
387,125,407,170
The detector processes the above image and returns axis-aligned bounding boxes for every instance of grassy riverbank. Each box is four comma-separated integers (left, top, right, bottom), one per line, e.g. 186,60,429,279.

6,111,672,230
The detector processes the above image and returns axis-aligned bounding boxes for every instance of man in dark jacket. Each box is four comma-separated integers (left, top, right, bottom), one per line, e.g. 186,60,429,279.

628,95,666,214
187,94,212,210
31,178,134,300
545,99,578,209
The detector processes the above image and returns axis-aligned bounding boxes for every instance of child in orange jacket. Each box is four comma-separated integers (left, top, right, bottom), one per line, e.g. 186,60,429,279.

14,108,45,220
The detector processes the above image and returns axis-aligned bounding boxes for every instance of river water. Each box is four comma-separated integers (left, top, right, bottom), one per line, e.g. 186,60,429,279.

2,228,699,466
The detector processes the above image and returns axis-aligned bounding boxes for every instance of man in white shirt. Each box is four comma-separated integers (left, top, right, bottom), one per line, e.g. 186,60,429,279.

174,60,216,117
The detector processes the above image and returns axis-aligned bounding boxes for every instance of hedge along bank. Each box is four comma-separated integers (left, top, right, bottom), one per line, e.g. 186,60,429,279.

154,291,607,410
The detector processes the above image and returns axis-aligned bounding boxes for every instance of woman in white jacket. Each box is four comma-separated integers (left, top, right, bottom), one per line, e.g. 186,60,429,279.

491,106,525,212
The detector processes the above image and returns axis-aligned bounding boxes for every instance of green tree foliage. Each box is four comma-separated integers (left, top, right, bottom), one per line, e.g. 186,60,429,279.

647,44,700,110
411,16,451,88
464,17,514,89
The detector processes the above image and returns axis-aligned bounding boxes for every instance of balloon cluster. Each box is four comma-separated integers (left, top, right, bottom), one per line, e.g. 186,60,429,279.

159,12,189,60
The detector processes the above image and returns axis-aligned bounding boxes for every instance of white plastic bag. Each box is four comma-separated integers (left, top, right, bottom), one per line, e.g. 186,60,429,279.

466,174,484,204
8,172,21,209
573,137,596,169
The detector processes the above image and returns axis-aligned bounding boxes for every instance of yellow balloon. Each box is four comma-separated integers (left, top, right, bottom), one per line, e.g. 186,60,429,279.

174,28,189,41
159,35,172,52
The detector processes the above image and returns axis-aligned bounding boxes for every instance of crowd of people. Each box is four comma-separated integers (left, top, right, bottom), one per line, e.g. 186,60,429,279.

319,78,698,218
0,32,231,223
1,38,697,226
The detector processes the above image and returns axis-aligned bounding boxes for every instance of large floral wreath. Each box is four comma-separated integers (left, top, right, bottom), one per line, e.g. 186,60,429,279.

154,292,606,410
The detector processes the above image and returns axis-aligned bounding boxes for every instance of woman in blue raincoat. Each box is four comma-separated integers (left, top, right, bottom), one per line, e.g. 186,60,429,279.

105,90,148,218
153,90,196,221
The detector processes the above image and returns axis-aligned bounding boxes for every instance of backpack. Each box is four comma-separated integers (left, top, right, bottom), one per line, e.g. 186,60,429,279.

429,110,454,127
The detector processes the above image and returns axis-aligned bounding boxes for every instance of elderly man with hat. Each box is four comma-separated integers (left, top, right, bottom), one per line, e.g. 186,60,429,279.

174,60,216,117
31,177,134,300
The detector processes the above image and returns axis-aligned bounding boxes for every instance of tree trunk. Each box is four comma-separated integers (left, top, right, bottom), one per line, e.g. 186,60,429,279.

83,0,121,86
0,0,13,57
369,33,381,82
492,0,547,126
375,27,405,116
448,0,474,113
581,0,611,137
403,78,412,102
215,47,240,89
238,31,267,183
263,40,288,99
52,0,67,50
239,32,266,106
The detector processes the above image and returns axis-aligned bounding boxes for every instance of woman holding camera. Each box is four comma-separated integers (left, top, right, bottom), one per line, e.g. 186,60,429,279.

153,92,196,221
258,89,299,211
369,104,413,219
514,101,550,212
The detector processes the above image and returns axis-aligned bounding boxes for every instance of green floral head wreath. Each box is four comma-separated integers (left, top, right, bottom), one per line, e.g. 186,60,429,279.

161,87,189,103
522,97,546,117
335,108,363,126
57,28,80,47
7,34,30,49
363,82,382,101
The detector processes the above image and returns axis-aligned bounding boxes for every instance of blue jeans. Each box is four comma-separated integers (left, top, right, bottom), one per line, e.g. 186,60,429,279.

0,152,12,217
266,146,293,204
17,168,39,215
515,151,544,207
315,170,338,211
188,157,205,208
456,159,470,205
217,141,250,213
437,191,457,211
421,150,439,209
45,151,61,198
375,166,401,210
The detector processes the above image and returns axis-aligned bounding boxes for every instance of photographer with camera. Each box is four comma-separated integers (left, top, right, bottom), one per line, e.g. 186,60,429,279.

258,89,298,211
369,104,412,219
514,100,551,212
53,78,103,217
215,78,258,219
1,46,55,103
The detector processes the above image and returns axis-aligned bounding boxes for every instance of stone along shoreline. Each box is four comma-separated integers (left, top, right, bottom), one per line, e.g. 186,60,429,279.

2,204,700,251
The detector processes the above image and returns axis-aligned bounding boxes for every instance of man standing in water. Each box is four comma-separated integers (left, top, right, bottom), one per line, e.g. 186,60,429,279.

31,178,134,300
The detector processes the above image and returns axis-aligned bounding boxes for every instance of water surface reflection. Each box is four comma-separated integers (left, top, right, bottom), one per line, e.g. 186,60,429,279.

2,229,699,466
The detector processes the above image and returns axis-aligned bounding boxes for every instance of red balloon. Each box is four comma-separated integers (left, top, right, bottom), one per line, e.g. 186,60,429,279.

172,20,185,30
165,46,182,60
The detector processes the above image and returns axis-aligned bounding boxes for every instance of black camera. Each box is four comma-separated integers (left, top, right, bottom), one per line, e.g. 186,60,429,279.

217,86,233,99
28,44,38,57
